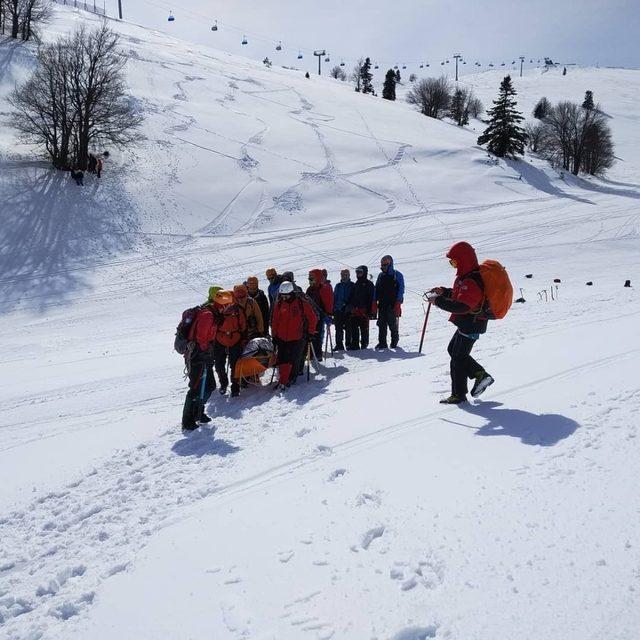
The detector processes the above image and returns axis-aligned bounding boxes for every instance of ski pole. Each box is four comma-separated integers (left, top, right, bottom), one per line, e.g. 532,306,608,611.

306,341,311,382
324,325,329,359
198,366,208,420
418,302,432,354
328,325,334,358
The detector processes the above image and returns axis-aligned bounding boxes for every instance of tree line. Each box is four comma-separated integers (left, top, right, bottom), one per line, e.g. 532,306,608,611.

0,0,50,41
9,23,143,170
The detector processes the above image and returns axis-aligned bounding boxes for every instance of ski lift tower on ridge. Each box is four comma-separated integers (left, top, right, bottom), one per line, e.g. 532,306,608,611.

314,50,327,75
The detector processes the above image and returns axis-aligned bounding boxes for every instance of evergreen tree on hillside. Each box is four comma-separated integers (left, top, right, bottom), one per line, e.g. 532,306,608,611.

477,75,527,158
450,88,469,126
382,69,396,101
360,57,374,94
582,90,594,110
533,96,550,119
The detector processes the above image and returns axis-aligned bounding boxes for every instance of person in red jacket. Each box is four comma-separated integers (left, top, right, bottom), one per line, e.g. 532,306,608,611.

182,302,218,431
306,268,334,362
426,241,494,404
271,282,318,389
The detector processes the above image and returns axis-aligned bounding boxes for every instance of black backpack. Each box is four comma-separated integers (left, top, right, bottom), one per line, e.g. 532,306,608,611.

174,305,202,355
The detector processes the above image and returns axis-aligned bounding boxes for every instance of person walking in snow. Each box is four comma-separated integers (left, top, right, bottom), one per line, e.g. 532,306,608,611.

425,241,494,404
306,269,334,361
181,297,219,431
349,265,376,350
333,269,354,350
375,255,404,349
271,282,318,389
96,157,103,179
246,276,270,335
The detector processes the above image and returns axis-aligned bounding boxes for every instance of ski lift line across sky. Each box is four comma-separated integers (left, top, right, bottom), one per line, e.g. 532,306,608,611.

136,0,543,72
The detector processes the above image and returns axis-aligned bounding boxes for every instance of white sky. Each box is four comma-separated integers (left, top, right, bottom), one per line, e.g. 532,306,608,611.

106,0,639,72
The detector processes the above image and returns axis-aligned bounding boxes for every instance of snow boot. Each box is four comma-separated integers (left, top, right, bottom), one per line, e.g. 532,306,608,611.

375,343,387,350
390,338,399,348
182,396,198,430
198,413,212,424
334,344,344,352
439,394,467,405
230,382,240,397
471,371,494,398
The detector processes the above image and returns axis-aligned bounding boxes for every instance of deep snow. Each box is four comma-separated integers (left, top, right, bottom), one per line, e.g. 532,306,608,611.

1,5,639,640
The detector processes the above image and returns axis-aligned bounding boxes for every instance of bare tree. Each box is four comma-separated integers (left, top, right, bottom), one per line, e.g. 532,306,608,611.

329,65,346,81
406,76,451,119
350,58,364,92
467,95,484,119
10,23,143,169
3,0,50,41
536,100,615,175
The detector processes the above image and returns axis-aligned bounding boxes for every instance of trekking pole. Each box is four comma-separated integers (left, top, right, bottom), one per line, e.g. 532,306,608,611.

418,302,432,354
306,341,311,382
328,325,334,359
324,327,329,359
198,367,208,421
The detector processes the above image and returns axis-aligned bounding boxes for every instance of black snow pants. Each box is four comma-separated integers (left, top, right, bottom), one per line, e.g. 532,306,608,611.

350,315,370,349
377,304,398,347
214,342,243,393
182,358,216,428
447,330,484,398
334,310,352,349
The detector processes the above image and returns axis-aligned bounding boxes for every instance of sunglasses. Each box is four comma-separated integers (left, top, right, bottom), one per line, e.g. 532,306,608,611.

449,259,457,267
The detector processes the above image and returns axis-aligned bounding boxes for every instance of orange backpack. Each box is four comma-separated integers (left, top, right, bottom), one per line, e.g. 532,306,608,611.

479,260,513,319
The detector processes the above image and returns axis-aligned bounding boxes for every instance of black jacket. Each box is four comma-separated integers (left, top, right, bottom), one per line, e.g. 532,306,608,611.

349,266,375,316
250,289,270,331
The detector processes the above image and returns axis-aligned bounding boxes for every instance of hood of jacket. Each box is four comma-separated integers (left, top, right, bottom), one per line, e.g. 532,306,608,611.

447,242,479,277
380,255,395,277
309,268,325,288
356,265,369,280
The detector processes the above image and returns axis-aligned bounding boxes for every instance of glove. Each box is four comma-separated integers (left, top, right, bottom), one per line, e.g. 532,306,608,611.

425,291,439,302
324,316,333,326
394,301,402,317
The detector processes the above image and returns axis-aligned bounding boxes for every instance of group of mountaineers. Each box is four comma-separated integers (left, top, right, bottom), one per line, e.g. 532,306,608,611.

177,242,511,432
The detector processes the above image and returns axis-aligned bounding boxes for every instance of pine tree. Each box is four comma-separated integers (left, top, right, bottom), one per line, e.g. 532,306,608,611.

477,75,527,158
450,88,469,126
360,57,373,94
382,69,396,101
582,90,594,110
395,68,401,83
533,96,550,119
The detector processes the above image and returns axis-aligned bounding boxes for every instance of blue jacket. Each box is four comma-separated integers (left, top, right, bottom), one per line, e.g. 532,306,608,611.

375,257,404,306
267,281,281,305
333,280,354,313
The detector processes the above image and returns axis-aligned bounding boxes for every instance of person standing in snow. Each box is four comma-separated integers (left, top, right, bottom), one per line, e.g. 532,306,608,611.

425,241,494,404
213,290,247,398
375,255,404,349
96,157,103,178
246,276,270,335
271,282,318,389
333,269,354,351
233,284,264,340
265,267,283,311
307,269,334,361
70,168,84,186
349,265,376,350
182,296,218,431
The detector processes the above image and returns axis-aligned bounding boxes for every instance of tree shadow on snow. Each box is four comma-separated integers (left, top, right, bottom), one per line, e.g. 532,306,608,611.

0,159,140,314
501,158,595,205
460,400,579,446
171,428,241,458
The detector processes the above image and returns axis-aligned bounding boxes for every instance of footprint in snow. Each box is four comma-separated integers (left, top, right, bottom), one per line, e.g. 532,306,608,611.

361,526,385,550
328,469,347,482
278,551,295,563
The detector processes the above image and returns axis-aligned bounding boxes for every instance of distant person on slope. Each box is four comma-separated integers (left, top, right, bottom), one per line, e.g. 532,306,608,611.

271,282,318,389
349,265,376,350
425,241,494,404
333,269,354,351
375,255,404,349
96,157,103,178
181,296,219,431
246,276,270,335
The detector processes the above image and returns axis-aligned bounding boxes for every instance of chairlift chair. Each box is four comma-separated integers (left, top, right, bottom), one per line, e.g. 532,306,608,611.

297,51,303,59
276,41,282,51
325,56,330,62
340,60,345,66
167,11,175,22
242,35,248,45
211,20,218,31
402,64,406,69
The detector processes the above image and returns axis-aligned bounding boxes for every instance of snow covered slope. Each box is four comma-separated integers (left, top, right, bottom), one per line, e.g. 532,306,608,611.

1,5,639,640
